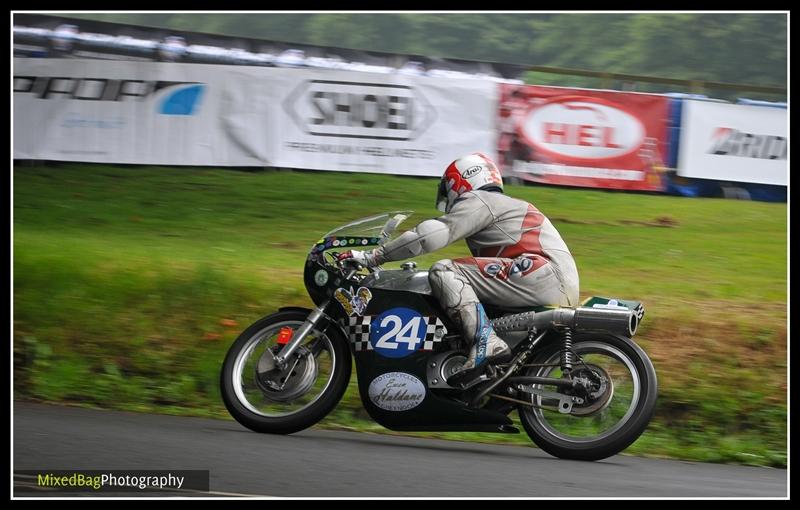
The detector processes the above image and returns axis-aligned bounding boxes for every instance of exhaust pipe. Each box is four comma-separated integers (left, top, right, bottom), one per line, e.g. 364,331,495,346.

491,306,638,337
573,307,638,337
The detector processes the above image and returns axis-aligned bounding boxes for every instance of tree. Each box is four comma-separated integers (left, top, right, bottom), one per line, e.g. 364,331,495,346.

62,12,787,91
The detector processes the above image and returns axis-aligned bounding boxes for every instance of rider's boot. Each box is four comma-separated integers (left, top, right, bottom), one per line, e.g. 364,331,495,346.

447,303,511,385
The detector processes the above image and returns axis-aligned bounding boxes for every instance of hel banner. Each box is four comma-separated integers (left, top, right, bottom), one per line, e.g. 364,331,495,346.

497,84,670,191
677,100,787,186
13,58,496,175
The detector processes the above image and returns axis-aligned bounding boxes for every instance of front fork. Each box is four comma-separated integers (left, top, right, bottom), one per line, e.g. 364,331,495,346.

273,268,357,369
273,300,331,369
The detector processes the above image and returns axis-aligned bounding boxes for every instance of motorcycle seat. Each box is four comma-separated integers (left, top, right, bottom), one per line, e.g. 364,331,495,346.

484,304,556,319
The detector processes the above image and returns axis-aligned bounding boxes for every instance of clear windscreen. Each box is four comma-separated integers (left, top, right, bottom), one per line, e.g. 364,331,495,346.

310,211,414,258
322,211,414,242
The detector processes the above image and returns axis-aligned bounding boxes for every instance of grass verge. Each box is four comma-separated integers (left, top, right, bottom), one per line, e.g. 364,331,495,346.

13,163,787,467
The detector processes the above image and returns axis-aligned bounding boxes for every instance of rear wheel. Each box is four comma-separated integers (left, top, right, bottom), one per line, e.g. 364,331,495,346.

518,333,657,460
220,310,351,434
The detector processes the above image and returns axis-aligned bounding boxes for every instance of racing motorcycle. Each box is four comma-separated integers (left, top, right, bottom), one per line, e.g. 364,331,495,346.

220,211,658,461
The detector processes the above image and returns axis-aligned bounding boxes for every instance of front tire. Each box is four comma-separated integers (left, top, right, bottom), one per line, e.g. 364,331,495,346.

220,310,351,434
518,333,657,461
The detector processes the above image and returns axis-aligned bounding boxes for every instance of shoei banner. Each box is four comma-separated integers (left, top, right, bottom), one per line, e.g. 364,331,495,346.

269,70,497,176
497,84,670,191
677,100,787,185
14,58,497,174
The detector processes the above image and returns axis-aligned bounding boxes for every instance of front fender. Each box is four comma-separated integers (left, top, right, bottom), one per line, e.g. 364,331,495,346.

278,306,314,315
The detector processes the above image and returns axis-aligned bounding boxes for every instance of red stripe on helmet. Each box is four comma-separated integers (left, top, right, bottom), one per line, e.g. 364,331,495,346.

444,160,473,196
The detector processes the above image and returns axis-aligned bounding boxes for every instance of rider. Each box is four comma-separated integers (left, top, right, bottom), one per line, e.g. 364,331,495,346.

337,153,580,383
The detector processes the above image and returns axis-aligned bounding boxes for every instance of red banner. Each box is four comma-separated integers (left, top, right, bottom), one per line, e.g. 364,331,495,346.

498,84,669,191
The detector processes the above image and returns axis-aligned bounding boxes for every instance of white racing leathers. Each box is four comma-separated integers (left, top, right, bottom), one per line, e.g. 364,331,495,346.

371,189,580,371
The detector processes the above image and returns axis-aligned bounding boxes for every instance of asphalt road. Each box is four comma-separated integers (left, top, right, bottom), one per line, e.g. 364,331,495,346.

13,402,787,498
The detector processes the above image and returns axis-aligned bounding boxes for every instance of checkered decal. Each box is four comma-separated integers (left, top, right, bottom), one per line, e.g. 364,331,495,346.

342,315,448,352
422,316,448,350
345,316,373,351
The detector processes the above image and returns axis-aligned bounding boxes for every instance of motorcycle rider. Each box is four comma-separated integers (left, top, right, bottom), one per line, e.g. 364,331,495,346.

337,153,580,384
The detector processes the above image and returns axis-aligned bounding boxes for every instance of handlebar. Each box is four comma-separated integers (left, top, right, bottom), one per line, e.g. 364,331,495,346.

330,251,378,278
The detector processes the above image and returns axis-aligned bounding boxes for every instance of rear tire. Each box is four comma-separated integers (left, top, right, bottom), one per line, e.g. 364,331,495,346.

518,333,657,460
220,310,351,434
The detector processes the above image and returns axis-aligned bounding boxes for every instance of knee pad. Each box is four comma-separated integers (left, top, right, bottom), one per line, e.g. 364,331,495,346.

429,259,478,311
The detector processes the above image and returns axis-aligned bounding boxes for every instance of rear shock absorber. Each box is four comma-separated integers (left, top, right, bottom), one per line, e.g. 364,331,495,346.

560,328,574,374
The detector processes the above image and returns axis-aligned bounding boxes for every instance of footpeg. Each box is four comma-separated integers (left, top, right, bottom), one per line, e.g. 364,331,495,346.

447,351,511,388
451,373,490,390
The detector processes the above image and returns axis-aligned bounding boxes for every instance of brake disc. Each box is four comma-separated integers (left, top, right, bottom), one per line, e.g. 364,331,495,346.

568,364,614,416
255,345,318,402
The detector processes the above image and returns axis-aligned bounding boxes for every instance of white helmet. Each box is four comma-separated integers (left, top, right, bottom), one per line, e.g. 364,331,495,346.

436,153,504,213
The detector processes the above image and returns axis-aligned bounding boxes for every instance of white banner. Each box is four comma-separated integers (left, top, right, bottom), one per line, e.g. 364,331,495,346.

13,59,497,175
677,100,787,186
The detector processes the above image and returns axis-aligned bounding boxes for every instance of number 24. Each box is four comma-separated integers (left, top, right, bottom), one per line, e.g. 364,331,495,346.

375,315,423,350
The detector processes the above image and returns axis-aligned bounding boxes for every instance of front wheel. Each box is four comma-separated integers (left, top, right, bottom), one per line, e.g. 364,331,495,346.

220,309,351,434
518,333,657,460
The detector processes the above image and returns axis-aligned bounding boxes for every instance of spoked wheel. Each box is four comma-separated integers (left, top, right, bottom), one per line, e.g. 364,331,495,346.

220,310,351,434
518,333,657,460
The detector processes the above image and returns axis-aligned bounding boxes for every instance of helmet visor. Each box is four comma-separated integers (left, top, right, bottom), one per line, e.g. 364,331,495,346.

435,178,448,212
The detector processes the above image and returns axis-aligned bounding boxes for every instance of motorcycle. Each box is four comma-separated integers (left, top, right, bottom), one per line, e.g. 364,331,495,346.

220,211,658,461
